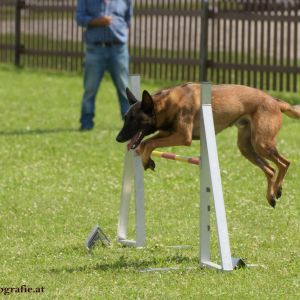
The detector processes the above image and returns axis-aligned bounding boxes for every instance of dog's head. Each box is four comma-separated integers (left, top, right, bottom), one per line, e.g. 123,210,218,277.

116,88,156,149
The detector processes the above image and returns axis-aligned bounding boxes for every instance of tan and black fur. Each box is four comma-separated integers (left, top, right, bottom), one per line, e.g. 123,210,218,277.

116,83,300,207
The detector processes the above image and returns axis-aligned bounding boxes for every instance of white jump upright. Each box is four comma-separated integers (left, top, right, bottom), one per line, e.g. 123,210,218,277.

117,75,243,270
117,75,146,247
199,83,243,271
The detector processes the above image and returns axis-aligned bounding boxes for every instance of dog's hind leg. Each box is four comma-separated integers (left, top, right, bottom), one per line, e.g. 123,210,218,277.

250,111,290,207
237,124,277,207
253,141,290,204
272,153,290,199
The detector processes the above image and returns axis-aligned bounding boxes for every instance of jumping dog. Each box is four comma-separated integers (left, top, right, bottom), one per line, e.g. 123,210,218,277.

116,83,300,207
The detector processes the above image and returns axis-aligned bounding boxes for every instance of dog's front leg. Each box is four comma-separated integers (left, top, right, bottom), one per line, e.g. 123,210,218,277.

136,131,171,170
141,131,192,170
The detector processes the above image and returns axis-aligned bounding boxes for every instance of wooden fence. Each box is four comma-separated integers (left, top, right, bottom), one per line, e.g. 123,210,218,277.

0,0,299,91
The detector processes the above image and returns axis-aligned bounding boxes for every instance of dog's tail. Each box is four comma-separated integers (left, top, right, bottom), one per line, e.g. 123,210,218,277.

275,98,300,119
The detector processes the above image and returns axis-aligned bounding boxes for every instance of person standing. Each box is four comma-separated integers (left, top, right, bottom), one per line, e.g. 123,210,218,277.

76,0,132,131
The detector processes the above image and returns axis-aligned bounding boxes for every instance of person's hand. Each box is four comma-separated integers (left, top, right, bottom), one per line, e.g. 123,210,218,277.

89,16,112,27
99,16,112,26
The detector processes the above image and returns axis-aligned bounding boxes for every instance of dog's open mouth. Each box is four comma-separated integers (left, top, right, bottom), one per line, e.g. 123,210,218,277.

127,131,143,150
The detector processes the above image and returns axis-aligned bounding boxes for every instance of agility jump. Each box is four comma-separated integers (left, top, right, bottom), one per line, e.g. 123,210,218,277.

116,75,244,272
151,151,200,166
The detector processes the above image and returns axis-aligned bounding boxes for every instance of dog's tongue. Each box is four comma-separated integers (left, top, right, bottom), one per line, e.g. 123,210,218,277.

127,131,142,150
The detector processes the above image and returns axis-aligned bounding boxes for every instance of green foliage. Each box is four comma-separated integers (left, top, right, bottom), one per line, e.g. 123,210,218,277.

0,65,299,299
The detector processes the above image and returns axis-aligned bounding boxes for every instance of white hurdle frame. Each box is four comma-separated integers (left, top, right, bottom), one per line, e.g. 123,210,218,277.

117,75,243,270
199,83,242,270
117,75,146,248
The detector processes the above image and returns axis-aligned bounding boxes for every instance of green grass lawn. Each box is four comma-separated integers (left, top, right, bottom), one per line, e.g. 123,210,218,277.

0,64,299,299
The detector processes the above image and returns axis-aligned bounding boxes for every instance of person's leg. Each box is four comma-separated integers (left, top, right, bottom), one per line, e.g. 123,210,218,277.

80,45,106,129
107,44,130,118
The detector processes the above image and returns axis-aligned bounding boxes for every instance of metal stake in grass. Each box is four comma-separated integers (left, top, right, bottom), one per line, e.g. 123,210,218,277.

85,225,111,249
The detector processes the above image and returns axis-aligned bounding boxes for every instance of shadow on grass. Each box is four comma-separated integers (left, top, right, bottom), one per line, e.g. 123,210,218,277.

0,128,79,136
48,254,199,274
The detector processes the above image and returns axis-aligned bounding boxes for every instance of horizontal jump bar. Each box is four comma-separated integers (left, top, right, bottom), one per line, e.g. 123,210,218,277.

151,150,200,166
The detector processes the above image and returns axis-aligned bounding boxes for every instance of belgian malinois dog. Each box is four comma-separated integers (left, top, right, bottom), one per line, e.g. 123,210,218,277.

116,83,300,207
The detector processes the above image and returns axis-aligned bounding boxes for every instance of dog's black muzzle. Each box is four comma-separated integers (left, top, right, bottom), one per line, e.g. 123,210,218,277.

116,133,126,143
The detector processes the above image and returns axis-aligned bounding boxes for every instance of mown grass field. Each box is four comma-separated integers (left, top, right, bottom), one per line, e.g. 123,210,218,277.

0,64,299,299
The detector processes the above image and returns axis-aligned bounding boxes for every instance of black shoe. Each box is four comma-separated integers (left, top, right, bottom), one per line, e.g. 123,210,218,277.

79,125,93,131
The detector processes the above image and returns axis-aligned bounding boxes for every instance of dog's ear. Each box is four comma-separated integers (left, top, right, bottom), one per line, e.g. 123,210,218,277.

141,90,154,114
126,87,138,106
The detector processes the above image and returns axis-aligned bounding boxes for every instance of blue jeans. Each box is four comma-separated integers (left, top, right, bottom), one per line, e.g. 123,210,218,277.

80,43,129,128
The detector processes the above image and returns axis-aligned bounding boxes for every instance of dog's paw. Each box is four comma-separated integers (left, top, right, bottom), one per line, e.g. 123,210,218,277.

275,186,282,199
268,196,276,208
144,158,156,171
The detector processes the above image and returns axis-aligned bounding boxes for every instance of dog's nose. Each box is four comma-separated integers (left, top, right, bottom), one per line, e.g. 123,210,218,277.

116,134,123,142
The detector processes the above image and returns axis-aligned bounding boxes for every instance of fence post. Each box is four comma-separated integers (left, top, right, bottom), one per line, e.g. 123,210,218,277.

15,0,25,67
200,0,209,82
